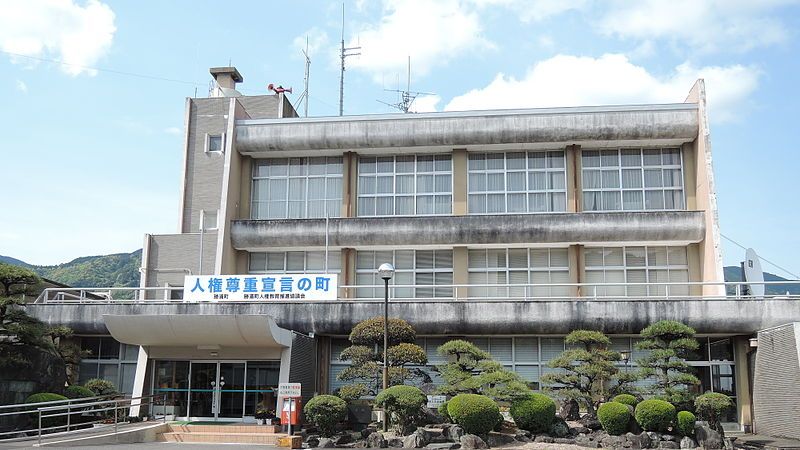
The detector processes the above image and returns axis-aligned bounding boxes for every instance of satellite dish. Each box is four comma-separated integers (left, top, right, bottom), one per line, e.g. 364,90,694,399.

743,248,765,297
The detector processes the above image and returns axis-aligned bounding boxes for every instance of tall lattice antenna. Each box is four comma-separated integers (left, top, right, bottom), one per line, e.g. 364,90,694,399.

295,36,312,117
339,3,360,116
378,56,435,113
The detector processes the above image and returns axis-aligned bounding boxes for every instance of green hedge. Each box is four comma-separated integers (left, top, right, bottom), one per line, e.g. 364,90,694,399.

65,385,95,399
634,399,676,432
677,410,696,436
447,394,500,435
376,385,427,435
304,395,347,437
598,402,631,435
25,393,69,429
612,394,638,408
25,393,68,404
84,379,117,396
509,393,556,433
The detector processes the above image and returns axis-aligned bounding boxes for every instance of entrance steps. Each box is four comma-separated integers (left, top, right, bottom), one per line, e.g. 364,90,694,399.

158,423,287,445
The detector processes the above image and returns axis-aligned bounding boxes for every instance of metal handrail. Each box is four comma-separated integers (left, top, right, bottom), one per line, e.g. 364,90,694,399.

0,394,118,414
33,280,800,304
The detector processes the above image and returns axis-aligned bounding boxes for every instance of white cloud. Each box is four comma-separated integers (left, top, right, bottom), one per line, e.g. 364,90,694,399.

468,0,588,22
444,54,760,123
0,0,116,76
596,0,798,53
15,80,28,93
347,0,493,80
410,94,442,113
293,27,330,59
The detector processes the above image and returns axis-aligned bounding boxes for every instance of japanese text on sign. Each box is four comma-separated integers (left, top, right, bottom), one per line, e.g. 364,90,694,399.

182,274,338,301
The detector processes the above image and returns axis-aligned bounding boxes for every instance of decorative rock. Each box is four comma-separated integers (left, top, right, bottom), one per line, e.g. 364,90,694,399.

422,428,446,443
571,426,591,435
448,426,465,442
307,435,320,448
425,444,460,450
648,432,661,442
404,432,427,448
575,434,601,448
695,424,724,450
367,432,388,448
560,399,581,421
534,435,554,443
388,436,406,448
601,434,626,449
580,414,603,430
333,434,353,445
485,432,515,447
680,436,698,449
459,434,487,450
352,432,365,443
661,434,677,442
554,438,577,445
625,432,652,449
550,417,570,438
317,438,336,448
513,431,531,443
659,441,679,449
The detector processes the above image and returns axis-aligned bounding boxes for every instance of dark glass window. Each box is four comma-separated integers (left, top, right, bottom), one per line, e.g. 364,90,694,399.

710,338,734,361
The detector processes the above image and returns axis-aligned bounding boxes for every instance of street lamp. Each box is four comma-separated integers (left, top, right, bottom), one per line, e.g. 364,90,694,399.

620,350,631,373
377,262,394,432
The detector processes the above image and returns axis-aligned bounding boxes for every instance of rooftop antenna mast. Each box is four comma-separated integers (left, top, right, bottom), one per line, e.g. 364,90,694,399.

339,3,360,116
377,56,435,113
295,36,311,117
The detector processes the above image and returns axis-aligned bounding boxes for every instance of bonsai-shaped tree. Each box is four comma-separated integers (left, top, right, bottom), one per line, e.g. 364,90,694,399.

541,330,621,416
435,339,531,403
0,264,53,369
47,326,91,385
636,320,700,406
337,317,428,395
695,392,733,434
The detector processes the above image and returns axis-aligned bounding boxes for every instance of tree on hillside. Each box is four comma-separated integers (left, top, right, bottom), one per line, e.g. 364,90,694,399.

435,339,531,403
337,317,429,395
540,330,625,416
636,320,700,406
0,262,40,298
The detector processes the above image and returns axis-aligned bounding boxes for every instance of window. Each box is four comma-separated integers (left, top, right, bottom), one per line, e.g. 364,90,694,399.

206,134,224,153
252,157,343,219
357,155,452,216
79,337,139,394
584,246,690,297
355,250,453,298
582,148,684,212
248,251,341,274
201,210,218,231
468,248,570,298
468,151,566,214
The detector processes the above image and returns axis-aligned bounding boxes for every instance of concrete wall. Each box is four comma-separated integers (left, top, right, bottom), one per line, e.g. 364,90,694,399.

25,299,800,336
752,323,800,439
142,233,218,289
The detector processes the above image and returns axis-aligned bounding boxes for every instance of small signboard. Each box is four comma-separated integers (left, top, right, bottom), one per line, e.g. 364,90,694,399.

426,395,446,409
183,274,338,301
279,383,302,398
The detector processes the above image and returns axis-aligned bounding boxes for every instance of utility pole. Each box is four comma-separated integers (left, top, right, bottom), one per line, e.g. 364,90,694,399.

339,3,360,116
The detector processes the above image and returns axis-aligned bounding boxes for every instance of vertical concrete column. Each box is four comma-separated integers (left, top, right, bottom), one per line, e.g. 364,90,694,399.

565,145,578,213
341,248,356,299
570,245,583,298
317,336,331,394
239,156,253,219
453,246,469,300
129,345,149,417
452,149,468,215
572,145,583,212
687,243,702,296
342,152,358,218
734,335,754,431
682,143,697,210
276,345,293,415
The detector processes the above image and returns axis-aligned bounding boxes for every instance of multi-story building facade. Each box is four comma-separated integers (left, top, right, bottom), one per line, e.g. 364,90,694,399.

27,67,800,437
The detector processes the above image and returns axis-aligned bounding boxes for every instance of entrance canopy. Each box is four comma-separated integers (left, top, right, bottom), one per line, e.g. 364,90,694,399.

103,314,293,348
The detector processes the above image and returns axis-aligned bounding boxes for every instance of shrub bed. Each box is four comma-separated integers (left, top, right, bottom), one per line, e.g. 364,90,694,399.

634,399,676,432
677,410,696,436
447,393,500,435
695,392,732,432
84,379,117,396
376,385,427,435
612,394,638,408
304,395,347,437
509,393,556,433
25,393,69,429
65,385,95,399
598,402,631,435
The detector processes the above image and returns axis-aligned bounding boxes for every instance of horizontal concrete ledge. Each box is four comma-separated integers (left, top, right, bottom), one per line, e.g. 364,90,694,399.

231,211,706,249
235,104,699,153
25,298,800,336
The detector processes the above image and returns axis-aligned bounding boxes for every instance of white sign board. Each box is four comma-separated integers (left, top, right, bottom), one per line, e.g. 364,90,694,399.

183,274,338,301
279,383,302,398
426,395,446,409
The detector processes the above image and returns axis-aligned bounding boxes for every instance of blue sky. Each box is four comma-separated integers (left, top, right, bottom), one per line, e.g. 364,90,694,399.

0,0,798,278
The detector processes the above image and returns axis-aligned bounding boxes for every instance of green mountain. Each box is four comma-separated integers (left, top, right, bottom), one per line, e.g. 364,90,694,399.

0,250,142,288
723,266,799,295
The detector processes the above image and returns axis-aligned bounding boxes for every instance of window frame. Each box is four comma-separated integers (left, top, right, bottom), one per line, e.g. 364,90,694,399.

251,157,344,220
354,249,454,299
204,133,225,153
584,246,690,297
247,250,342,274
467,247,571,298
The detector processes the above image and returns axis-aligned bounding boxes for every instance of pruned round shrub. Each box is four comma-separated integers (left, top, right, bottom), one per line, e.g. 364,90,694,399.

695,392,732,432
634,399,676,432
25,393,68,404
438,400,451,422
65,385,95,399
376,385,427,435
349,317,416,345
84,378,117,396
447,393,500,435
677,410,696,436
304,395,347,437
598,402,631,435
612,394,638,408
509,393,556,433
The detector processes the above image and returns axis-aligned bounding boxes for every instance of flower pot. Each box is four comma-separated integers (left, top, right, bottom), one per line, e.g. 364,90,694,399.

257,419,265,425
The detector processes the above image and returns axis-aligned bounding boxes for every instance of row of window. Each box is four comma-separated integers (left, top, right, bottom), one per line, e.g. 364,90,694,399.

247,246,690,299
250,148,686,219
78,336,139,394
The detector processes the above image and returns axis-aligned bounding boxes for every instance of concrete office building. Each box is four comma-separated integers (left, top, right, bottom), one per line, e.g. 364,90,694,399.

26,67,800,437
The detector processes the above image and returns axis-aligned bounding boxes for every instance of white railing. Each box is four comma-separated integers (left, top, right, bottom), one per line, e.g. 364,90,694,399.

33,280,800,304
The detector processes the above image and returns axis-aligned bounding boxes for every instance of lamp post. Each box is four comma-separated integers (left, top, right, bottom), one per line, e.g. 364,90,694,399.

377,262,394,432
620,350,631,374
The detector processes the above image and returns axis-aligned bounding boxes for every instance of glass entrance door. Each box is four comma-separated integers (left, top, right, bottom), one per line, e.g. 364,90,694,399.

218,362,245,418
189,362,217,418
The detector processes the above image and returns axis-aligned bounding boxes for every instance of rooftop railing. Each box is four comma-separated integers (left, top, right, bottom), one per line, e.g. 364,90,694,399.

33,280,800,304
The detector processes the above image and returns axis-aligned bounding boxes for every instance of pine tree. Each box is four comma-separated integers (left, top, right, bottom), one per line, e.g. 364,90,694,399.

636,320,700,406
